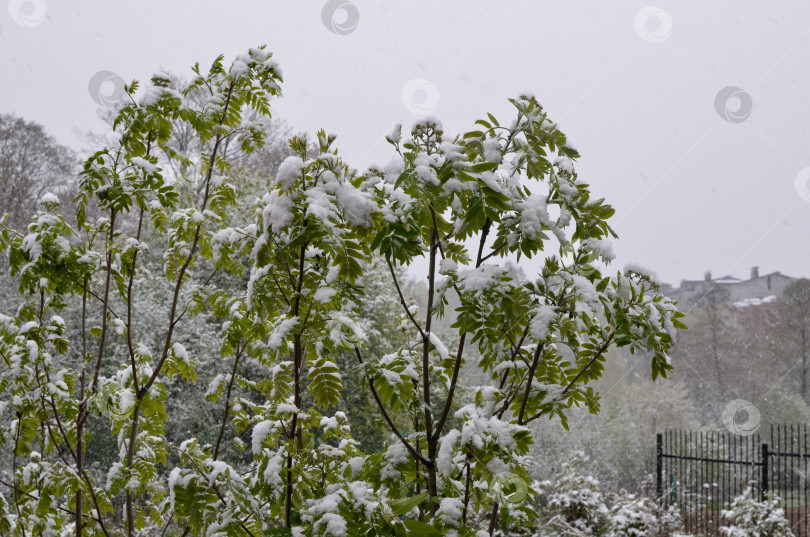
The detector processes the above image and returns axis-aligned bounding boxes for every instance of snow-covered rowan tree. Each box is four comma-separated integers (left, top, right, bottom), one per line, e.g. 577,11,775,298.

349,95,684,535
0,46,283,537
0,45,684,537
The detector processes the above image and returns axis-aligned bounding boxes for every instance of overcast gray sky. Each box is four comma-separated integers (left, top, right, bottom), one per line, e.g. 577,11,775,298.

2,0,809,286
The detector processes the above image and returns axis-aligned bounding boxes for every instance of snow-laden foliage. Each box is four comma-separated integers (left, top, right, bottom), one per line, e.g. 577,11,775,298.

538,452,610,535
0,47,686,536
533,452,690,537
720,487,795,537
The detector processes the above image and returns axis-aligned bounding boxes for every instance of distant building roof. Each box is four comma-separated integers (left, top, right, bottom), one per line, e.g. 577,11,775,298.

666,268,797,307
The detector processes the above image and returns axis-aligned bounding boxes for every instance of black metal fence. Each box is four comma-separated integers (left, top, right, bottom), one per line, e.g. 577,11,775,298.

656,425,809,536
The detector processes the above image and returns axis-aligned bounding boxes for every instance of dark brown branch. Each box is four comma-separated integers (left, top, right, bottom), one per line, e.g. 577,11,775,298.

430,331,464,443
77,278,87,537
354,347,428,465
270,271,291,307
431,211,492,442
126,82,235,537
213,341,248,460
140,82,234,398
125,207,145,395
475,218,492,266
462,450,473,525
171,268,219,328
0,478,95,520
421,221,440,514
124,400,142,537
41,413,71,467
87,289,120,319
488,502,500,536
285,236,309,528
561,333,614,396
386,258,425,339
89,209,117,396
522,332,615,425
184,455,257,537
478,243,505,264
516,344,544,423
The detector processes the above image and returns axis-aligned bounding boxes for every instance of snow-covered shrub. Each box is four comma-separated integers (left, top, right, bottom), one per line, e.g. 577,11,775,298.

606,491,689,537
720,487,794,537
531,452,693,537
606,492,658,537
538,452,610,536
655,503,689,537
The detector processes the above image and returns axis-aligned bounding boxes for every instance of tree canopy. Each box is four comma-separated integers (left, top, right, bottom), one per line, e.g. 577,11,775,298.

0,45,684,537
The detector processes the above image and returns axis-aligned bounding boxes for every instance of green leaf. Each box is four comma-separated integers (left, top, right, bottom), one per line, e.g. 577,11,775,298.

307,357,343,408
470,161,500,172
403,520,443,536
390,492,429,516
263,529,293,537
672,318,688,330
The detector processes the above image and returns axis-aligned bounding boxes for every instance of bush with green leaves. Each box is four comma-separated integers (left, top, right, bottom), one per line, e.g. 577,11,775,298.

0,44,684,537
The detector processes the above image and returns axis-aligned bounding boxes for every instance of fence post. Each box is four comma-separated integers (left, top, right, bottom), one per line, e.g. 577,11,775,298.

761,442,769,501
656,433,663,501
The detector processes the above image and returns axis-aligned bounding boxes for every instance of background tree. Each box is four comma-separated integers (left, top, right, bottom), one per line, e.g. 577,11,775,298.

0,114,78,320
766,278,810,402
0,114,77,229
670,284,748,416
528,349,700,495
